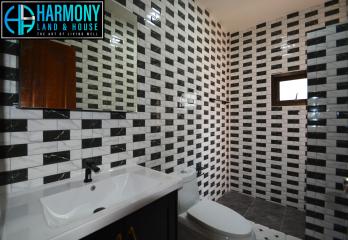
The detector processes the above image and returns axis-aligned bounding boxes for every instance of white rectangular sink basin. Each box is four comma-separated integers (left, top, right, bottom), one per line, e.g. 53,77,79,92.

40,172,159,227
1,165,182,240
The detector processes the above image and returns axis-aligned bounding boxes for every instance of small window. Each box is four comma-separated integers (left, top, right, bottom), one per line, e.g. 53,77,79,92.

272,71,307,106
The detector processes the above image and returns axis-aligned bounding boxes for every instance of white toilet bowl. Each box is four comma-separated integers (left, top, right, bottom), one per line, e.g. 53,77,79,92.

175,168,255,240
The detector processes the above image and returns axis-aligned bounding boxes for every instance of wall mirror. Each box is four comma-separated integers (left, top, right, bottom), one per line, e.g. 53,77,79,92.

19,0,138,112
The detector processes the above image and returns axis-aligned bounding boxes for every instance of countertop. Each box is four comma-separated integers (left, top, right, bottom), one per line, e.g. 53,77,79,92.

0,165,182,240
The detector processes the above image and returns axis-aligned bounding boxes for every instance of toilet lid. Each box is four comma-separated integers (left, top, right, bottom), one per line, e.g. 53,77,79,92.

187,200,252,237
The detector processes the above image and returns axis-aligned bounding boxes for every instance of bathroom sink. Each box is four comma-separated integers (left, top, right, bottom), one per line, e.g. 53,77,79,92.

40,172,159,227
1,165,181,240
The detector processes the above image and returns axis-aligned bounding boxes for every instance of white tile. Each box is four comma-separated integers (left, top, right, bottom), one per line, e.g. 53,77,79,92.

28,120,57,131
28,165,57,179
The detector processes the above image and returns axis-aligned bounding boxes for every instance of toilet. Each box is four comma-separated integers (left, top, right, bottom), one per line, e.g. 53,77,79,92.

175,168,256,240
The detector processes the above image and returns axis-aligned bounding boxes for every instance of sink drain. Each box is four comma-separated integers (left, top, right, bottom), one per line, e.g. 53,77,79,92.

93,207,106,214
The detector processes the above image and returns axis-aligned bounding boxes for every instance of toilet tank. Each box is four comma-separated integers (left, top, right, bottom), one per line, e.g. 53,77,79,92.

176,168,200,214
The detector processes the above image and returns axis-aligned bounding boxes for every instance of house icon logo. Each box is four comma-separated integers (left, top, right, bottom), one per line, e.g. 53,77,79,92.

4,4,35,36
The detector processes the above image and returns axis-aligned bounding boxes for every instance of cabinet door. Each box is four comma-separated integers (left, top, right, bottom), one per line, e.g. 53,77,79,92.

20,40,76,110
125,191,177,240
81,191,178,240
81,218,125,240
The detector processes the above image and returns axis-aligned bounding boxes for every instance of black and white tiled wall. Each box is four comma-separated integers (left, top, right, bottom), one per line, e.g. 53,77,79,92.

227,0,347,210
1,0,347,238
65,4,138,112
306,22,348,240
0,0,229,200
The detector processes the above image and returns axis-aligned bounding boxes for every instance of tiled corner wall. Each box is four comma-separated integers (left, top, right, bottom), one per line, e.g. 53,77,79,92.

72,8,138,112
0,0,229,200
306,22,348,240
227,0,347,210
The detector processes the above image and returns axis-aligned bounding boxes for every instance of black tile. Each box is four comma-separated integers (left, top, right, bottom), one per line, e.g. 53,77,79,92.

325,8,339,17
307,145,326,153
110,128,126,136
307,64,326,72
306,223,324,233
307,50,326,59
82,156,102,168
337,68,348,76
111,160,126,168
133,148,145,157
151,152,161,160
0,169,28,186
287,11,299,19
43,172,70,184
111,143,126,153
337,38,348,47
133,0,145,10
337,140,348,148
0,66,19,81
0,93,18,106
0,144,27,159
271,21,282,28
115,0,126,6
110,112,126,119
82,138,102,149
305,10,318,18
337,111,348,119
325,0,339,7
326,19,339,26
337,154,348,163
256,22,266,29
337,126,348,133
43,130,70,142
337,52,348,61
307,171,326,181
43,110,70,119
288,29,299,36
133,119,145,127
0,40,19,55
336,23,348,33
43,151,70,165
82,119,102,129
305,19,318,27
133,134,145,142
0,119,27,132
307,132,326,139
308,77,326,86
307,36,326,46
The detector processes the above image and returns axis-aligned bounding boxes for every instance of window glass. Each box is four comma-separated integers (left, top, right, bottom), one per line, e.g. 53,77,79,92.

279,78,307,101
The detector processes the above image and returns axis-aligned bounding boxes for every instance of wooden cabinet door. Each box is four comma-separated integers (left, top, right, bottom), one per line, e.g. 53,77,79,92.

125,191,178,240
20,40,76,110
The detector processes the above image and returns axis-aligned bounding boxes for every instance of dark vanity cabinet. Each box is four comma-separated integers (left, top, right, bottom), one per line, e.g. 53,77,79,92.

81,191,178,240
19,40,76,110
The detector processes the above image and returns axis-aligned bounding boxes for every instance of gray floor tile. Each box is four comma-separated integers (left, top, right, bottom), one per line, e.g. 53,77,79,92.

217,191,254,215
244,201,285,231
281,207,305,239
219,191,305,238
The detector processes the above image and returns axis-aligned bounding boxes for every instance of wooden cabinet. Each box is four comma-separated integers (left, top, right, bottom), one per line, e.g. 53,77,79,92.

81,191,178,240
19,40,76,110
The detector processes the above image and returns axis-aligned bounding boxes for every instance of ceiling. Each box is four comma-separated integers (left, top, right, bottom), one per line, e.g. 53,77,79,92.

197,0,324,32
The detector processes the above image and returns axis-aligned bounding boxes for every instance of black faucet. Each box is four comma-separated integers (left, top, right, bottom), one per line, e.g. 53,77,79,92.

84,160,100,183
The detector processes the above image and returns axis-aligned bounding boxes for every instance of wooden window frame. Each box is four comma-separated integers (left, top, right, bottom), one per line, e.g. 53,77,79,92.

271,70,307,106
